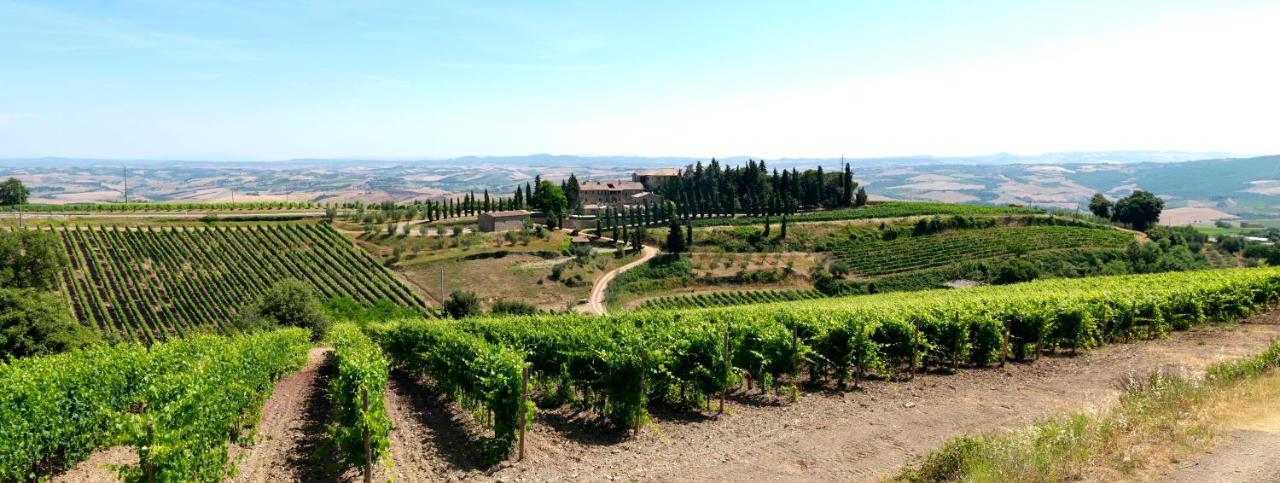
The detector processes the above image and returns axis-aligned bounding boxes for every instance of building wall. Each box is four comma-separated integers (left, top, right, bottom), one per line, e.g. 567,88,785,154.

633,174,678,191
581,189,644,206
478,215,529,232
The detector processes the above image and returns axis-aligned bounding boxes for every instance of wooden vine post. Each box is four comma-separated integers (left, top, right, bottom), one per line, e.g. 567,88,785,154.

791,328,800,404
999,324,1011,368
718,328,728,416
144,419,156,483
519,365,529,461
362,386,372,483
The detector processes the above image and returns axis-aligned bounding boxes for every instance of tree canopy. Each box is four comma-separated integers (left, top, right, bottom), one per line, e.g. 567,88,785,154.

1112,190,1163,231
0,178,29,206
664,216,687,253
0,230,68,290
656,159,858,219
533,180,568,228
0,288,98,359
245,278,331,340
444,290,481,319
1088,193,1112,219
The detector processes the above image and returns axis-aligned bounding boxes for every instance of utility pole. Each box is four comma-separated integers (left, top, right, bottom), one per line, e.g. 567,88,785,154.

439,269,446,309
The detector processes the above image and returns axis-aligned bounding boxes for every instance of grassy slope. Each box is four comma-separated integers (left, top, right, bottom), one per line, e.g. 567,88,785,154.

897,336,1280,482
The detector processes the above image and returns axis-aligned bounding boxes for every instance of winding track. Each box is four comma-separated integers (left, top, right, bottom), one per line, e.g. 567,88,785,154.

580,245,658,315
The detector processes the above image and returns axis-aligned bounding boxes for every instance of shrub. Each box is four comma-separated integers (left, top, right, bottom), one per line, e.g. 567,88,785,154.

444,290,482,319
490,299,540,316
0,288,99,358
244,278,332,341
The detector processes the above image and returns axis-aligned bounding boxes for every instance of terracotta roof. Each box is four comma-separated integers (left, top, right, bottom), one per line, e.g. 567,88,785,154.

580,180,644,192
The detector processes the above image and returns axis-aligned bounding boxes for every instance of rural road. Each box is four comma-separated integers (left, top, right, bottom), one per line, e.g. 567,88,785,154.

581,245,658,315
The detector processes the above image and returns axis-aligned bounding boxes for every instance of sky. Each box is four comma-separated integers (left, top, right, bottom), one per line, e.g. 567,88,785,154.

1,0,1278,161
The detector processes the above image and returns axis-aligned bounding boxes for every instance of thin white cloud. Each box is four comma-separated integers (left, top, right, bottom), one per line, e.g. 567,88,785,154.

0,113,32,126
0,0,261,62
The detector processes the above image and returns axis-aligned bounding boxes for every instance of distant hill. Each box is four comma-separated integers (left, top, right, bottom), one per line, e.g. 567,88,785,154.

858,154,1280,225
2,152,1276,224
0,150,1243,169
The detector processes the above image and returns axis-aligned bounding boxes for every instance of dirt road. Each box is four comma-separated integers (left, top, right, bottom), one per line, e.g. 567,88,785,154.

579,245,658,315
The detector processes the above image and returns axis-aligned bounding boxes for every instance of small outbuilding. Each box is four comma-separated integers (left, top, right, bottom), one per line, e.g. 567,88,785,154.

478,210,531,232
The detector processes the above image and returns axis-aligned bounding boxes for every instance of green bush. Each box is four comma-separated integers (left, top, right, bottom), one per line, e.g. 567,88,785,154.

0,288,99,359
245,279,332,341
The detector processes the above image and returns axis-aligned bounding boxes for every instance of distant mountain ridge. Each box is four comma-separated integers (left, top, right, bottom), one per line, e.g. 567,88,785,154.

0,150,1248,170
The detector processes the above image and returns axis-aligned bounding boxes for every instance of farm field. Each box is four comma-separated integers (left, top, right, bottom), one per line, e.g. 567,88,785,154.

57,223,430,343
1,194,1276,482
687,200,1040,228
11,267,1279,482
345,225,642,311
619,216,1141,309
638,288,826,310
830,224,1134,276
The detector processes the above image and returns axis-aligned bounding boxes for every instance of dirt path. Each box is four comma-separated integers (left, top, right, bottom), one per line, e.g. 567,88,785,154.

1165,381,1280,483
579,245,658,315
379,371,486,482
471,312,1280,482
231,347,336,483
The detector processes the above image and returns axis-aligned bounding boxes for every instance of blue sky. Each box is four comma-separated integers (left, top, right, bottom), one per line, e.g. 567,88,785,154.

2,0,1278,160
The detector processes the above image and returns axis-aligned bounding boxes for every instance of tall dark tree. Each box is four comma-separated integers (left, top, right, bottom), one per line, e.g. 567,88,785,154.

1112,190,1164,231
815,165,825,208
855,187,868,207
565,173,581,213
513,185,523,210
843,163,854,207
0,178,28,206
1088,193,1112,219
664,216,686,253
533,181,568,228
0,230,68,290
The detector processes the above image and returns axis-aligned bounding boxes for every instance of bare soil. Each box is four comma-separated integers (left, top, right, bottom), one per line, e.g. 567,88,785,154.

51,446,135,483
231,347,338,483
1162,373,1280,483
379,371,489,482
395,312,1280,482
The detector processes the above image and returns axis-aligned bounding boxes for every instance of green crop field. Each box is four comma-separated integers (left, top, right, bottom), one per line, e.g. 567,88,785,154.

368,267,1280,461
16,201,320,213
688,201,1039,228
638,288,827,310
831,224,1134,276
57,223,430,343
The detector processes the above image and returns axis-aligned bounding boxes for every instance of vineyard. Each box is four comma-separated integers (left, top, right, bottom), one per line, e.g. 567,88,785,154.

368,267,1280,462
638,288,827,310
831,224,1134,276
57,223,430,343
16,201,319,213
0,328,310,481
689,201,1039,228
